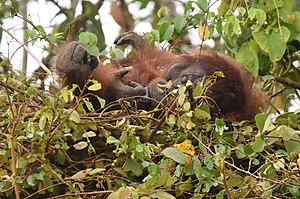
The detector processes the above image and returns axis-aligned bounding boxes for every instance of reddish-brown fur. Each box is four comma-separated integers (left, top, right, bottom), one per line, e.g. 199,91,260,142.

55,32,262,120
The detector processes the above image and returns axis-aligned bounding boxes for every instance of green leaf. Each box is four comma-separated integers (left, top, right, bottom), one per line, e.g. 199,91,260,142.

27,175,36,186
178,85,186,96
107,136,120,144
236,40,259,76
123,159,143,176
186,120,195,129
249,8,266,26
69,109,80,123
193,157,202,181
162,147,186,164
284,136,300,156
83,131,96,138
243,144,255,156
25,29,37,41
275,125,296,140
79,32,89,45
224,15,239,36
238,7,246,16
259,0,284,12
55,149,66,164
157,6,169,18
183,102,191,111
73,141,88,150
96,96,106,108
160,24,175,42
255,113,266,134
88,32,98,45
252,135,265,152
36,25,46,35
195,0,208,12
84,98,94,111
17,158,28,168
253,29,289,62
193,82,204,97
107,187,133,199
34,170,45,181
89,168,106,175
270,126,300,156
214,71,225,78
71,170,87,180
43,175,54,192
147,164,158,175
47,34,57,45
27,87,37,97
174,16,186,33
149,29,160,42
86,45,100,56
255,9,266,26
273,159,285,171
39,114,47,130
135,145,143,153
111,47,125,58
280,26,291,43
203,156,214,170
227,176,243,188
194,107,211,119
150,191,176,199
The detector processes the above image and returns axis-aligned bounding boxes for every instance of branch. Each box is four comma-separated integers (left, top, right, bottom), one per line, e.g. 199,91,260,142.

275,77,300,90
4,84,20,199
47,190,113,199
0,24,52,76
148,97,178,141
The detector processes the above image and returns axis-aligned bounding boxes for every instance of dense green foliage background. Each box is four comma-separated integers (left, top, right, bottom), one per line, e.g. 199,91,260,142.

0,0,300,198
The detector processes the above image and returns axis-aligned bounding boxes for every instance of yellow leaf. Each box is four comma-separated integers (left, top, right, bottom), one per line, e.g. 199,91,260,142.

88,82,102,91
297,153,300,168
198,23,210,41
103,59,111,65
214,71,225,78
174,140,195,163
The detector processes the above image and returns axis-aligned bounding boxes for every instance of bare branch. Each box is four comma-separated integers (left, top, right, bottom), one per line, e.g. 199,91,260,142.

275,77,300,90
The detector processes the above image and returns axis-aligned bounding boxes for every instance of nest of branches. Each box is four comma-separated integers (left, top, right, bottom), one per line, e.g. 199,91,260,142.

0,72,300,199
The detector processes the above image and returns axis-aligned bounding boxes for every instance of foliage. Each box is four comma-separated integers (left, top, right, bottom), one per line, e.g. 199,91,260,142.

1,71,300,198
0,0,300,199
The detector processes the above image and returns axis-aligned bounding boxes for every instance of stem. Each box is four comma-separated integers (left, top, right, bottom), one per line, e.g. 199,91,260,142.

220,159,232,199
4,83,20,199
10,120,20,199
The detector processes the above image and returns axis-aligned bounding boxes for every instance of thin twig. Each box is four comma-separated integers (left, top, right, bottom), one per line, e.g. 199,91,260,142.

47,190,113,199
220,159,232,199
148,97,178,141
4,82,20,199
275,77,300,90
0,24,52,75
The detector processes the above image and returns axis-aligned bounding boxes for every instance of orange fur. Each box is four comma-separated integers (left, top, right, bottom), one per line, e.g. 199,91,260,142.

55,34,263,120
